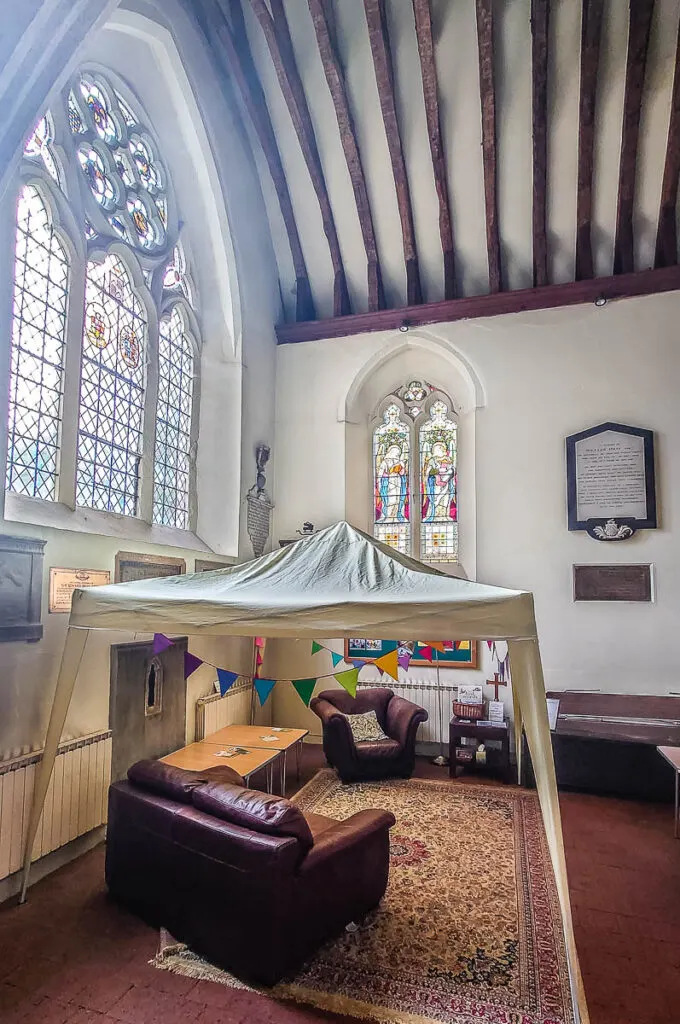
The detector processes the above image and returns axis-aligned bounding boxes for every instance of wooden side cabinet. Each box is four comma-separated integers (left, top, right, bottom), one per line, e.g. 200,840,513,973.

449,718,511,781
0,534,46,642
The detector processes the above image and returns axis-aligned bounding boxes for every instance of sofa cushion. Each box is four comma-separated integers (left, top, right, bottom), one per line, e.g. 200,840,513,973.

127,759,243,803
193,783,314,849
340,710,388,743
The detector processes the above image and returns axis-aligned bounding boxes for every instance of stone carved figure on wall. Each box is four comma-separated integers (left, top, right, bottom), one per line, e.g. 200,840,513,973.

247,443,273,557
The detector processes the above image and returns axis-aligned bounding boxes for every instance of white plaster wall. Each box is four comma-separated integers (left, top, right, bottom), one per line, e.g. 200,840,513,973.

271,291,680,730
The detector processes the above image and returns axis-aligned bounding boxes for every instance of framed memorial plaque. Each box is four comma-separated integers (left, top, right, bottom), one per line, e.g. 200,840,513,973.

573,564,653,602
115,551,186,583
566,422,656,539
49,567,111,613
194,558,234,572
0,535,45,641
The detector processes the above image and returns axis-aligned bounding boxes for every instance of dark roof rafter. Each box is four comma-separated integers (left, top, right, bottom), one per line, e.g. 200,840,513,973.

575,0,604,281
613,0,655,275
655,15,680,269
364,0,423,306
412,0,455,300
307,0,385,311
475,0,501,294
531,0,549,288
248,0,350,316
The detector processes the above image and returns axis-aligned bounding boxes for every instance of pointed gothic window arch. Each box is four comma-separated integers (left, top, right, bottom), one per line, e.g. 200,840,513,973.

371,382,458,563
5,69,201,534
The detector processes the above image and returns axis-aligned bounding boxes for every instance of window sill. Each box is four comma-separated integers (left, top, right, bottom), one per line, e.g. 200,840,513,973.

3,492,214,554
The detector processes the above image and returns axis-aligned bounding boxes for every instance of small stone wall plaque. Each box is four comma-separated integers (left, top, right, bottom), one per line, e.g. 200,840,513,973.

49,567,111,613
0,535,45,641
573,564,653,602
194,558,233,573
115,551,186,583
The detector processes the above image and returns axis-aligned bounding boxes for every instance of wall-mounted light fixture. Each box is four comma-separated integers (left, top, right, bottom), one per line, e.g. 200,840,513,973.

594,295,607,307
399,320,410,333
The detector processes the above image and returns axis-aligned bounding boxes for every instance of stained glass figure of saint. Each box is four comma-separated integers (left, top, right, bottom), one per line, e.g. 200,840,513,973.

373,405,410,553
419,401,458,560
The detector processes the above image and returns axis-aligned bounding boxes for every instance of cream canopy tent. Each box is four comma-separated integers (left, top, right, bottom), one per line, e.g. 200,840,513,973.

21,521,587,1022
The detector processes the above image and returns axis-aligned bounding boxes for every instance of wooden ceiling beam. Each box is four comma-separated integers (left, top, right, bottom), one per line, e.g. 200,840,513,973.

206,0,315,321
613,0,655,275
249,0,350,316
655,15,680,268
531,0,549,288
412,0,455,300
276,265,680,345
308,0,385,311
364,0,423,306
475,0,501,293
575,0,604,281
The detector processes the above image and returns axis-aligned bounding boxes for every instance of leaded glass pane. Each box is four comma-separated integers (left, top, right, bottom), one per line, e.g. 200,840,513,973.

6,185,68,500
373,404,410,554
76,255,146,515
152,307,194,529
419,401,458,561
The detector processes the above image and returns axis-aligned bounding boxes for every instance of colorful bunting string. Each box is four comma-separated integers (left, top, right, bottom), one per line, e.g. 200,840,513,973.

217,668,238,696
254,677,276,707
292,678,317,707
333,667,359,698
184,651,203,678
374,648,399,681
153,633,173,655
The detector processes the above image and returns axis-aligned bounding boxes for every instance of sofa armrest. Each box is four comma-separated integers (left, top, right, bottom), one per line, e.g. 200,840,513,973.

386,695,428,748
299,809,395,874
311,698,354,741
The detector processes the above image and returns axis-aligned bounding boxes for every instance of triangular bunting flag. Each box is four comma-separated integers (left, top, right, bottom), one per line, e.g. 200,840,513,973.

331,651,343,668
374,649,399,681
217,668,238,696
311,641,324,655
351,659,365,670
429,641,447,653
254,678,276,706
153,633,173,655
184,651,203,679
418,645,434,662
334,668,359,698
398,651,411,670
292,678,316,707
256,650,264,667
458,641,470,651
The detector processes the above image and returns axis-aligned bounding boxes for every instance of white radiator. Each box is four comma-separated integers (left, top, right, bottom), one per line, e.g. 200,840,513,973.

0,730,112,881
358,679,456,745
196,681,253,740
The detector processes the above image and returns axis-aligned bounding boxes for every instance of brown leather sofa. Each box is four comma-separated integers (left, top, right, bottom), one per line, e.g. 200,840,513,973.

310,687,428,783
105,759,395,985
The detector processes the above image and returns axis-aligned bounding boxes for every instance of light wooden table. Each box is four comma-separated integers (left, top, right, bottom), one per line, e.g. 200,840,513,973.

161,741,280,792
657,745,680,837
206,725,308,793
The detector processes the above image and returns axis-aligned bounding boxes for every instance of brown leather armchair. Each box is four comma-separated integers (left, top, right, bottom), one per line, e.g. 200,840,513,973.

106,759,394,985
310,687,428,783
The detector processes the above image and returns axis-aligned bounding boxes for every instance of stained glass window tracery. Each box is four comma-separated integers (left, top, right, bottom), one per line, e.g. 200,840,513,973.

153,307,194,529
373,404,410,554
6,185,69,499
24,114,60,185
76,254,147,515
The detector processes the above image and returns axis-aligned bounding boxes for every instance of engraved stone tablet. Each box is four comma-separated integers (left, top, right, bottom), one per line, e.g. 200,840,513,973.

115,551,186,583
0,535,45,641
566,422,656,538
194,558,233,572
49,567,111,613
573,564,652,602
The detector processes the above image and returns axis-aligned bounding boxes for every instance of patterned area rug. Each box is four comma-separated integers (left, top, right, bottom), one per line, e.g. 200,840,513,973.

152,771,575,1024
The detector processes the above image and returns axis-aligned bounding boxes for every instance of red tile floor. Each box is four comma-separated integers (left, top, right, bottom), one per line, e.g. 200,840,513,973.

0,746,679,1024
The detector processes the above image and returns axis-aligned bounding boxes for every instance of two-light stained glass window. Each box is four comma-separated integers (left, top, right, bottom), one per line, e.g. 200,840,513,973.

153,307,194,529
372,384,457,562
5,70,200,533
6,186,69,500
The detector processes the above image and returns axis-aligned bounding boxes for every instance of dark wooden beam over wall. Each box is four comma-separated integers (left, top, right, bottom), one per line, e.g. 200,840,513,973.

249,0,350,316
575,0,604,281
613,0,655,275
412,0,455,299
531,0,549,288
277,265,680,345
308,0,384,311
655,14,680,269
208,0,315,321
475,0,501,293
364,0,423,306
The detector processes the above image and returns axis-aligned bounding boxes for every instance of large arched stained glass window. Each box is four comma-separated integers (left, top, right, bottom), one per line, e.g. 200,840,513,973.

153,306,194,529
419,400,457,561
6,185,69,499
373,404,410,554
76,255,147,514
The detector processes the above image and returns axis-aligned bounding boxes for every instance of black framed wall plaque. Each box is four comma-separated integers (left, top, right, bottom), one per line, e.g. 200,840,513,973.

566,422,656,539
115,551,186,583
573,564,653,602
0,535,45,642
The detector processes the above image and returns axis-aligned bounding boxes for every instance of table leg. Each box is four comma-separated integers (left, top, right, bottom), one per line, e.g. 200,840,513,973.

296,740,301,780
675,771,679,839
282,750,287,796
